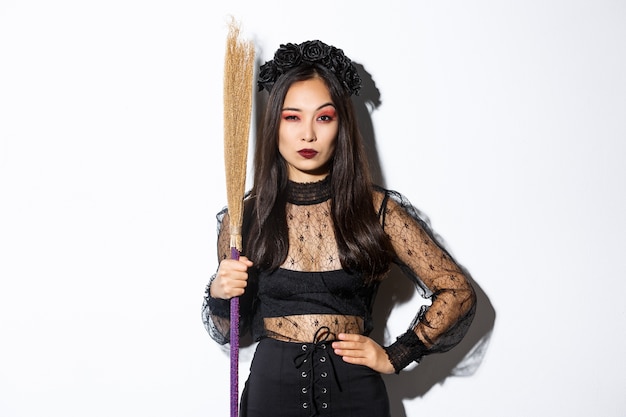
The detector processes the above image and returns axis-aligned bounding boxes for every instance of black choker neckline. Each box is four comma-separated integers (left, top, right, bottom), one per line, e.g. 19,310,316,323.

286,176,331,205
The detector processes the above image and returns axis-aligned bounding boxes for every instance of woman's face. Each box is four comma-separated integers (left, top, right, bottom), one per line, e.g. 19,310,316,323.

278,77,338,182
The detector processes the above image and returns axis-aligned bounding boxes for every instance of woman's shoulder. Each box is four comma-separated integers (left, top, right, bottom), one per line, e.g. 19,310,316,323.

216,191,256,217
371,185,431,227
371,184,408,213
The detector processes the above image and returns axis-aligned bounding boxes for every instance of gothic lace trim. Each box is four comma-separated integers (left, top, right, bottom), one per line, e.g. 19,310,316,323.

286,176,331,205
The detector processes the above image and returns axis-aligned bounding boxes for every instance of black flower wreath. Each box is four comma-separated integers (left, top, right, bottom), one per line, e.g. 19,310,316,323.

257,40,362,96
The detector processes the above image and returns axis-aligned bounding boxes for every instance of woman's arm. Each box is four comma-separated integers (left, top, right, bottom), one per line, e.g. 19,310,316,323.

380,190,476,372
201,209,254,345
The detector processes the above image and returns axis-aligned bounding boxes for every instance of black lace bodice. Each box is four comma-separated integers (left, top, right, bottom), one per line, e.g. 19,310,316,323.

202,178,476,372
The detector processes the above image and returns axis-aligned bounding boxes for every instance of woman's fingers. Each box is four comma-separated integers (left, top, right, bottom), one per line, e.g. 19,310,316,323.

210,257,253,299
332,333,395,374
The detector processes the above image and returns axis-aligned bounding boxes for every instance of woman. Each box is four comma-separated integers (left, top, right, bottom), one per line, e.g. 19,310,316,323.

203,40,476,417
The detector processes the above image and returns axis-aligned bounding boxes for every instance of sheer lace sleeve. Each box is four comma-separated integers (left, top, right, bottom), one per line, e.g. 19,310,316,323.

201,208,256,345
380,190,476,372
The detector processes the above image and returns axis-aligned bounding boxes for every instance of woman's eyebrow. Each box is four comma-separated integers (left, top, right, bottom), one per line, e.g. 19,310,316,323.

281,102,335,112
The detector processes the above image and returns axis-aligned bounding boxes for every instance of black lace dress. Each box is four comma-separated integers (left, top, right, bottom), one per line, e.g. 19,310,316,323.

203,177,476,416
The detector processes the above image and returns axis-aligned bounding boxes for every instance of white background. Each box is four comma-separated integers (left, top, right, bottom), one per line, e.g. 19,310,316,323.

1,1,625,416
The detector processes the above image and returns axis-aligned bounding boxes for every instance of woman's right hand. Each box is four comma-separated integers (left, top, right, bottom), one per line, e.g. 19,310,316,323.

209,256,254,299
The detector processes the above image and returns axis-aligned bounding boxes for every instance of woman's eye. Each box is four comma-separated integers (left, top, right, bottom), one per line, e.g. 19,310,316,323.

282,113,299,121
317,108,337,122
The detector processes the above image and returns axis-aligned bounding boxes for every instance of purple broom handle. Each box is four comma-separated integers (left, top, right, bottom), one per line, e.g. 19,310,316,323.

230,246,240,417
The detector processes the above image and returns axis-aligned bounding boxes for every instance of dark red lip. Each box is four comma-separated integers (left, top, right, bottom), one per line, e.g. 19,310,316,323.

298,149,318,159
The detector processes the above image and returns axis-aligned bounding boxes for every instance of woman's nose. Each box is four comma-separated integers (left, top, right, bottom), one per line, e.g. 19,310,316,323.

301,122,316,142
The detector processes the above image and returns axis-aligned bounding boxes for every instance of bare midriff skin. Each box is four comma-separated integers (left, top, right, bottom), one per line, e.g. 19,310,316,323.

264,314,364,343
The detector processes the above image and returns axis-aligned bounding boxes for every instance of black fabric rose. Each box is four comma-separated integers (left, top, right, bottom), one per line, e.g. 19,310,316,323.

273,43,302,72
345,67,362,95
257,61,278,92
329,48,348,72
301,40,327,62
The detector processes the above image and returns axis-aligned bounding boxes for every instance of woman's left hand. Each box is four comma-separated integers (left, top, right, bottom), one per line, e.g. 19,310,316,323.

332,333,395,374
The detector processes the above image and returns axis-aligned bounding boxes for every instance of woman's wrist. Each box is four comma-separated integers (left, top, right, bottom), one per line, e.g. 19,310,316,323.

384,330,427,373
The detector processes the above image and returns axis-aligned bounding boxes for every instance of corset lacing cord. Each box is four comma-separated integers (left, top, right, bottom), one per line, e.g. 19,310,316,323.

293,326,342,416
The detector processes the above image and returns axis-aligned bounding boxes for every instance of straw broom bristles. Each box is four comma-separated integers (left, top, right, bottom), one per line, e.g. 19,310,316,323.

223,20,255,253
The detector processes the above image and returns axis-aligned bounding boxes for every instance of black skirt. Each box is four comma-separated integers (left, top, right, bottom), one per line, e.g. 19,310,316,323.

240,337,390,417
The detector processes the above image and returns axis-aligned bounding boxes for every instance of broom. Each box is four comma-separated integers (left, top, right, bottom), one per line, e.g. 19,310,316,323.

223,20,254,417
